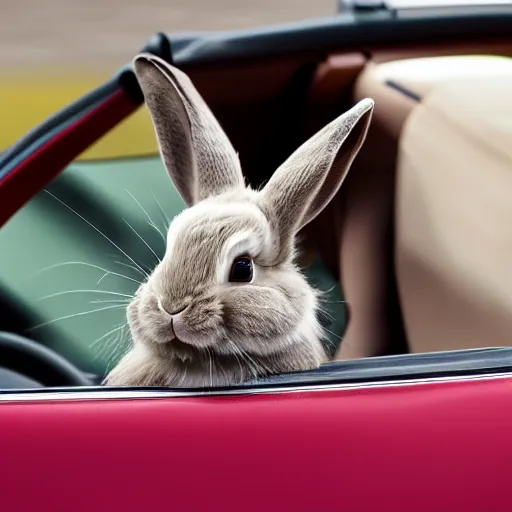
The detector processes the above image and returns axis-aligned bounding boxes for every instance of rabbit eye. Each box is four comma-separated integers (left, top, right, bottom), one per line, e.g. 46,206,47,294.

229,256,253,283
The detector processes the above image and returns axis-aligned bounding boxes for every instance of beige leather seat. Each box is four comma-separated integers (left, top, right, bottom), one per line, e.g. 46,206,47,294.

339,55,512,357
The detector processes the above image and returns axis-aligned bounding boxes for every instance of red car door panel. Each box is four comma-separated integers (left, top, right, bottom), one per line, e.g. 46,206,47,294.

1,375,510,512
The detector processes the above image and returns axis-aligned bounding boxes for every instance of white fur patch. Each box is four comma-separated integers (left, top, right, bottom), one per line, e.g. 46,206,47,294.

165,199,268,261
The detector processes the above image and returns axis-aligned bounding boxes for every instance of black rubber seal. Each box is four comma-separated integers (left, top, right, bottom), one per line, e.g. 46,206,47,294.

2,346,512,394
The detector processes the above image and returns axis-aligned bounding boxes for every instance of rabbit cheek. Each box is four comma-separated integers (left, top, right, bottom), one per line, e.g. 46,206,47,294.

128,293,174,347
222,288,298,345
126,296,148,345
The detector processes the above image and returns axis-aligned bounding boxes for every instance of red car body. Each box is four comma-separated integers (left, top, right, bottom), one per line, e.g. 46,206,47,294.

2,375,512,511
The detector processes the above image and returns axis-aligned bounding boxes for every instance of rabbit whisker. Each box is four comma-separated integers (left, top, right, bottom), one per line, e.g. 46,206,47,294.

104,332,128,364
27,305,126,331
225,340,248,377
229,345,245,381
96,272,111,287
105,325,130,373
322,326,341,340
228,340,261,380
113,260,149,278
316,285,338,296
37,289,134,301
125,189,166,243
95,268,133,286
90,324,126,350
316,305,335,322
122,218,161,263
29,261,141,285
89,299,131,305
177,364,189,387
151,191,171,229
44,190,147,276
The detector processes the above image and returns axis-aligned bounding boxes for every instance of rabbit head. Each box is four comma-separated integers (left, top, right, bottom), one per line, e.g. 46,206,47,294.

104,53,374,388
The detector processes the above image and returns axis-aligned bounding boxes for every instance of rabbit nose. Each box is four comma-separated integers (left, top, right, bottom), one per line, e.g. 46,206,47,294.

157,298,189,317
169,305,188,316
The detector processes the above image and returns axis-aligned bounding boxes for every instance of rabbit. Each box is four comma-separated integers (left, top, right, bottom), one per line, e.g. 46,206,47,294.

103,52,374,388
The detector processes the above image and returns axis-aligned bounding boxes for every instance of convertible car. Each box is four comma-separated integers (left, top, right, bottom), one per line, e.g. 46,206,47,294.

1,0,512,510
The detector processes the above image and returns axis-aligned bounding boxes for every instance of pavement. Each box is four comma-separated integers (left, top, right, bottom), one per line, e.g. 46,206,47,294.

1,0,334,69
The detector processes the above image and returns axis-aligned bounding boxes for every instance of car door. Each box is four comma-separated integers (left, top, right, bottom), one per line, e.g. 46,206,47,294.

2,356,512,511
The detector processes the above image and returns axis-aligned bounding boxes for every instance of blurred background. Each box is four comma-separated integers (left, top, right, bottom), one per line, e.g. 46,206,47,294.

2,0,334,69
1,0,335,152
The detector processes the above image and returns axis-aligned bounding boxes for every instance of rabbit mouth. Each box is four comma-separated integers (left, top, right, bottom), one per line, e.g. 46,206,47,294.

171,336,192,349
166,335,212,362
165,336,246,366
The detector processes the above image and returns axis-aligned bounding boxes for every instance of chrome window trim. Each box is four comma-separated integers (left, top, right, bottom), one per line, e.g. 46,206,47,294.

0,371,510,402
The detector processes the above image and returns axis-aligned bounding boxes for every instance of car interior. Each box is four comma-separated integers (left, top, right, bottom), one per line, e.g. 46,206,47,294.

0,1,511,390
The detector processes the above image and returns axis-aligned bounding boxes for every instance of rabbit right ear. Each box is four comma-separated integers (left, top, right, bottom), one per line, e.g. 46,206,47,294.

258,99,374,264
133,53,244,206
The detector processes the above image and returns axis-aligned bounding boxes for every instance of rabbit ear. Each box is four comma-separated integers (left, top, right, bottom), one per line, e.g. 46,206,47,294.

259,99,374,262
133,53,244,206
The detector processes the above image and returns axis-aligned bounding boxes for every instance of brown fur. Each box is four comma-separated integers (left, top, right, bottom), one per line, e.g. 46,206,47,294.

104,53,374,388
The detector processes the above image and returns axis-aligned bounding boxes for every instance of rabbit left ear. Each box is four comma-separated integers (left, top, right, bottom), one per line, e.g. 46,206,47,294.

259,99,374,262
133,53,244,206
